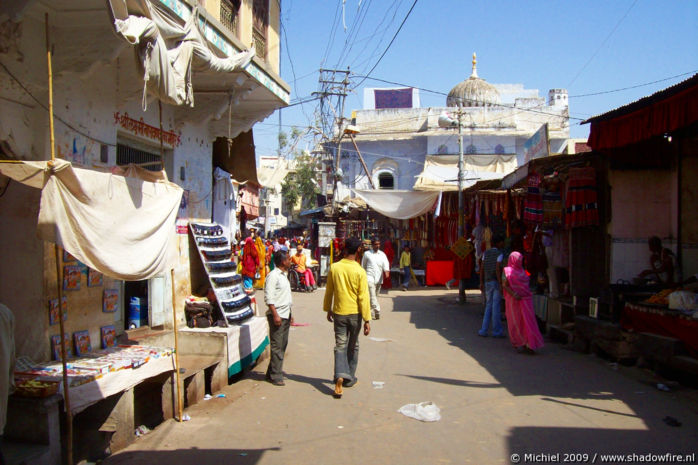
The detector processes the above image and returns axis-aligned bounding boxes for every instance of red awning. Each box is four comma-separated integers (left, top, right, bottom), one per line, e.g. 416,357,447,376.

586,75,698,150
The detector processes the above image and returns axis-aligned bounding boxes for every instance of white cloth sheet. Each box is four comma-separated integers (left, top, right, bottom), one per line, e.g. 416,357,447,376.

212,167,236,244
413,155,516,191
0,159,183,280
107,0,255,108
352,189,439,220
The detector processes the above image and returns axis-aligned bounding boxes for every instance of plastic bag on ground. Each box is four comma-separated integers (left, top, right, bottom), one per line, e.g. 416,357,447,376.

398,401,441,422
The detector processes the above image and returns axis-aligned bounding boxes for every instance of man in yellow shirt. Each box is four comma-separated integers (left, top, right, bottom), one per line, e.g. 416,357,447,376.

324,237,371,398
399,244,412,291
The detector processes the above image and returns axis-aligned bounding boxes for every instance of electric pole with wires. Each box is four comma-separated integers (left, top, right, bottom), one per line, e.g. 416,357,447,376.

312,68,350,205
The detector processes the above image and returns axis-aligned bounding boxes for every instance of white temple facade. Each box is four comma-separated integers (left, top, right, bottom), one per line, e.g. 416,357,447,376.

336,54,570,198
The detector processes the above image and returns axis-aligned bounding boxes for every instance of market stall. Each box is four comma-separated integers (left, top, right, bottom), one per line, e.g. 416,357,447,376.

181,316,269,377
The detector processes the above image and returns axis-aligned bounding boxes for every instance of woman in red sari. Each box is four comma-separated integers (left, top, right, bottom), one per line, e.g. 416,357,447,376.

241,237,259,294
502,251,544,354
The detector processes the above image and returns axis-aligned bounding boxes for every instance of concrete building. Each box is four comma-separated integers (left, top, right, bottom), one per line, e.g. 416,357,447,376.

336,54,569,198
0,0,288,370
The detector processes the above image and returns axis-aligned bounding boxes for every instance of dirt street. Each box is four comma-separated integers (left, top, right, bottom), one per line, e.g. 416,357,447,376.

105,288,698,465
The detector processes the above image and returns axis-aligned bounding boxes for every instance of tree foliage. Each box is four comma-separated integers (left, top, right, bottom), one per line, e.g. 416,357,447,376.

279,127,319,211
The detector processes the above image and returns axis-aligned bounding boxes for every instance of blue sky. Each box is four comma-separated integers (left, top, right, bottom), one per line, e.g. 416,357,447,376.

253,0,698,156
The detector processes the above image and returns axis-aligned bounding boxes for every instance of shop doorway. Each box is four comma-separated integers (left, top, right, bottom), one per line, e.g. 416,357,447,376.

124,280,149,330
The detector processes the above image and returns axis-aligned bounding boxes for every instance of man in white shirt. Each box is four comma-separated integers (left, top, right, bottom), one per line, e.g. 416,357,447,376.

264,250,293,386
361,238,391,320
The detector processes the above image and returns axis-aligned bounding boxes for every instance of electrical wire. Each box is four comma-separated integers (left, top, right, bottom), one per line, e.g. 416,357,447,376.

568,70,698,98
0,60,117,147
566,0,639,87
352,0,419,89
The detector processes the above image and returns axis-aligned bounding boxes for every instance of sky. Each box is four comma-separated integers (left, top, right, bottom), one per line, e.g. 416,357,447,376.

253,0,698,157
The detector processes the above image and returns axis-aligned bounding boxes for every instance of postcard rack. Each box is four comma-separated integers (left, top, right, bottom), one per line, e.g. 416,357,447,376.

189,222,253,324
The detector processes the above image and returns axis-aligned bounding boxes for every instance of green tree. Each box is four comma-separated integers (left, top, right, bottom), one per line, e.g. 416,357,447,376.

281,151,319,211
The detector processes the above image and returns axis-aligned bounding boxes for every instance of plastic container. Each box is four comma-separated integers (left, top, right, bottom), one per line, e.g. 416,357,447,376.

128,297,148,328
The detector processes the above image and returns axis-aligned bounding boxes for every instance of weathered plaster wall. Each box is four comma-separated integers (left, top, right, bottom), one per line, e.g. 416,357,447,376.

608,169,678,282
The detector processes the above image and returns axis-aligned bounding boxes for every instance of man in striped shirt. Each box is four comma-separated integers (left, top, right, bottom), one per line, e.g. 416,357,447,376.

478,235,505,337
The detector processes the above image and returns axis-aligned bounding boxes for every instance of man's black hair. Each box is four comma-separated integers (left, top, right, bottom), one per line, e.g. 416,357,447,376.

493,234,505,245
274,250,289,267
345,237,361,255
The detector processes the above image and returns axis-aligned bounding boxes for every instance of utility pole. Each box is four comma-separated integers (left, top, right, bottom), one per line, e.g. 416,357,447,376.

312,68,350,206
457,108,466,304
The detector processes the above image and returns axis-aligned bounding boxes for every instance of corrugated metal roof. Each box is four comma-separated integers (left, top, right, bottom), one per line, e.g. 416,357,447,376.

582,73,698,124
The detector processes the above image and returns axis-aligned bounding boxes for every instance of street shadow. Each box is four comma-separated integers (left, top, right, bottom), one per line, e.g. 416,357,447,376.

246,371,336,397
396,374,501,389
104,446,279,465
391,292,698,451
507,426,696,460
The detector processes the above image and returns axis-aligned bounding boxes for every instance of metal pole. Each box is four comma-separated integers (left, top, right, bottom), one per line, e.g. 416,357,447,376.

47,14,73,464
457,110,466,303
349,134,375,189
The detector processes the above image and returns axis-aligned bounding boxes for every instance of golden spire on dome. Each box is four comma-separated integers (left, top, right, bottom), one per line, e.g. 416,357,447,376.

470,52,478,78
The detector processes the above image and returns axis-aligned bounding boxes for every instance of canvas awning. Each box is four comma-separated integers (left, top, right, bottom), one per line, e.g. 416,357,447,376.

0,159,182,280
413,154,516,191
352,189,439,220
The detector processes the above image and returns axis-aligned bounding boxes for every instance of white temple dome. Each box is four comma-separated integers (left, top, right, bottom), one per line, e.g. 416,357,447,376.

447,53,500,107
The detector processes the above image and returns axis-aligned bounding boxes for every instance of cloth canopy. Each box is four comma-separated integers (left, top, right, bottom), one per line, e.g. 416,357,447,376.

414,155,516,191
0,159,183,280
257,159,289,188
107,0,255,108
352,189,439,220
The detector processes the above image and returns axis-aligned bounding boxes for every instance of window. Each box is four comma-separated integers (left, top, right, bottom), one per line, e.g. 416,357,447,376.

378,172,395,190
252,0,269,60
117,143,162,171
220,0,241,37
466,144,477,154
494,144,505,155
274,208,279,216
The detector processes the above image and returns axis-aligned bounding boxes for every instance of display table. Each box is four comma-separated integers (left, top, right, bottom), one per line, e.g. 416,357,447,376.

181,316,269,377
425,260,453,286
68,354,175,414
621,302,698,358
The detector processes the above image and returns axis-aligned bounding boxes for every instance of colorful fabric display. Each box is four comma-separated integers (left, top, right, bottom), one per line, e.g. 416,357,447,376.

565,167,599,228
524,173,543,224
542,190,563,227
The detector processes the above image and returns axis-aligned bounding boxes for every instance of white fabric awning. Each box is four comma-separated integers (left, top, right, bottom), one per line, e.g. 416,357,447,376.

0,159,183,280
352,189,439,220
257,159,289,188
413,154,516,191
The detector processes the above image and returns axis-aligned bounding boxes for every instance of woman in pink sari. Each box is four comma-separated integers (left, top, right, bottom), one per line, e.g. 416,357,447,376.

502,251,544,354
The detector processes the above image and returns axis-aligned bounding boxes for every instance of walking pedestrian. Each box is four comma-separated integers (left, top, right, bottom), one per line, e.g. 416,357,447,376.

264,250,293,385
399,244,412,291
241,237,259,295
502,251,544,354
361,237,390,320
323,237,371,398
478,235,505,337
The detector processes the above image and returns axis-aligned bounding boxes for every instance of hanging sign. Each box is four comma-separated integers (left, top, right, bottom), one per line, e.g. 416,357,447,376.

523,123,549,164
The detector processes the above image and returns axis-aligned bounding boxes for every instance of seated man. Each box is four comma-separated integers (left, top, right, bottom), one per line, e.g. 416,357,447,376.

291,244,317,290
639,236,675,286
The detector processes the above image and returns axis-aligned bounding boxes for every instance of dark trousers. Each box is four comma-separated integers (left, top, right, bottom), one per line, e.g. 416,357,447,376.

266,315,290,382
333,313,362,383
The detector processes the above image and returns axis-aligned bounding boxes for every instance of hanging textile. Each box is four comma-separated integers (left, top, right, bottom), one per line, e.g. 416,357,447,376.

542,190,563,228
213,167,236,244
523,173,543,224
0,159,182,280
352,189,439,220
107,0,255,108
565,167,599,228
